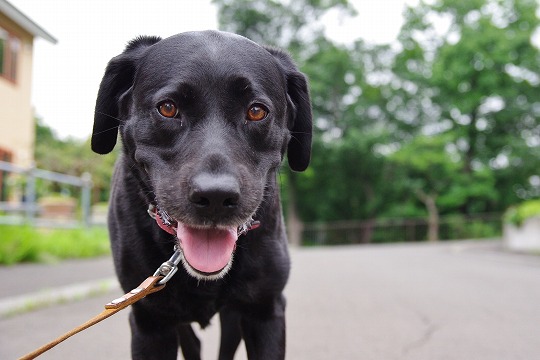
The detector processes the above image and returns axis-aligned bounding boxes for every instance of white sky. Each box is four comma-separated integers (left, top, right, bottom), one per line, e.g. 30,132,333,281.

8,0,416,139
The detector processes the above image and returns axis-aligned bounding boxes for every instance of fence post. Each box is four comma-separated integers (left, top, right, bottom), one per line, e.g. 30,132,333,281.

25,163,37,223
81,172,92,227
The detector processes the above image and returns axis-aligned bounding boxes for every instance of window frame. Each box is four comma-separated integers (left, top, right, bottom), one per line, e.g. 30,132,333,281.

0,26,20,83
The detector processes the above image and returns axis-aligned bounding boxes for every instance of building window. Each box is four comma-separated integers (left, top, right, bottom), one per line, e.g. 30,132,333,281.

0,27,20,83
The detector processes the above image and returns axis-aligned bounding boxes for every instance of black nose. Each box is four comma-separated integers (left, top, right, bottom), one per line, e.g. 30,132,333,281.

189,173,240,215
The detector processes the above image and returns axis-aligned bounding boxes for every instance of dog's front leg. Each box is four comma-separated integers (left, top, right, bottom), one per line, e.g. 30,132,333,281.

240,295,287,360
129,310,183,360
219,307,243,360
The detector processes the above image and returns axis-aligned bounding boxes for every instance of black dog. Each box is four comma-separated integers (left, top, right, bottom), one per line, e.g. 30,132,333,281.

92,31,312,360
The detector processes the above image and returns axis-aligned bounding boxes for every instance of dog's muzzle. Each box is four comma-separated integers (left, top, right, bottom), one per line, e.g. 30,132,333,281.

148,203,260,279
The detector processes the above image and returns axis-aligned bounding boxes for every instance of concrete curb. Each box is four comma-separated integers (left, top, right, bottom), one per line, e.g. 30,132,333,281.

0,277,120,319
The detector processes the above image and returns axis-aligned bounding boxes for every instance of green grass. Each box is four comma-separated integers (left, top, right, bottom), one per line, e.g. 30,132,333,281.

0,225,111,265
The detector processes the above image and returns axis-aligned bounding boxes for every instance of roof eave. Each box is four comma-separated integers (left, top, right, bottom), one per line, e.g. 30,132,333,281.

0,0,57,44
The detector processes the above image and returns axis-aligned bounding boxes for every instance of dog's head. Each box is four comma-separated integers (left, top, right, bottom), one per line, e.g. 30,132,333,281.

92,31,312,279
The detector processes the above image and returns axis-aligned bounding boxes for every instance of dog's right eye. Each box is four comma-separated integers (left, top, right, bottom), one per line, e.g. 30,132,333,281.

157,101,178,118
246,104,269,122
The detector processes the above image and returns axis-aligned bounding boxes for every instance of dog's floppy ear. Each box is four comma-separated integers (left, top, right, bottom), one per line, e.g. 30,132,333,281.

265,47,313,172
91,36,162,154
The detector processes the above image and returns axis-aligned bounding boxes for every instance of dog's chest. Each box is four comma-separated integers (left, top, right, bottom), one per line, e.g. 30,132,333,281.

161,276,226,326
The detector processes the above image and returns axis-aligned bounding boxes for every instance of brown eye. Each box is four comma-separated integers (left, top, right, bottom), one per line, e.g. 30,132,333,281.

158,101,178,118
246,104,268,122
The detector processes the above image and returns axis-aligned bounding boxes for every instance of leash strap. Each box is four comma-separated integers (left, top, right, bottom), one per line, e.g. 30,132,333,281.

19,207,260,359
19,276,165,360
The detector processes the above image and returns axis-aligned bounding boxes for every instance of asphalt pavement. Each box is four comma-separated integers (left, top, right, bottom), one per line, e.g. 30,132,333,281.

1,240,539,359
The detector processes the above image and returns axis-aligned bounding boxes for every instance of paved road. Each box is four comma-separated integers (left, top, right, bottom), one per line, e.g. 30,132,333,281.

1,240,540,359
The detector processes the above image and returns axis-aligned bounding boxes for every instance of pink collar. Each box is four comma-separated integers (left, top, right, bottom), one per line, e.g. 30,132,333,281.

147,204,260,237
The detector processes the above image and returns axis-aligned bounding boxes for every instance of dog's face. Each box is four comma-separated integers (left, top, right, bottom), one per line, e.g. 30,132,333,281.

92,31,311,280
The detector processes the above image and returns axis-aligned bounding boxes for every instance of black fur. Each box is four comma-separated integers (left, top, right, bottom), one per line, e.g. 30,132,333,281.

92,31,312,360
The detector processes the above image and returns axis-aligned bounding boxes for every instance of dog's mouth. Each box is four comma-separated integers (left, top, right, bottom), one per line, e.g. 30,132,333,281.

176,224,238,279
149,204,259,280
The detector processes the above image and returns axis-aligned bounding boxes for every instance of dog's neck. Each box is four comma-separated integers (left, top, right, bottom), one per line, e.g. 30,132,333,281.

252,171,286,236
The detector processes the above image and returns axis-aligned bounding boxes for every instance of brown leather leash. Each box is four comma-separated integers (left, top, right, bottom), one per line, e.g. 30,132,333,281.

19,207,260,359
18,246,183,360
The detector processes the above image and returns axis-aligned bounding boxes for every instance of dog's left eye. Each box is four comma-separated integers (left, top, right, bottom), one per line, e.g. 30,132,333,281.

157,101,178,118
246,104,269,122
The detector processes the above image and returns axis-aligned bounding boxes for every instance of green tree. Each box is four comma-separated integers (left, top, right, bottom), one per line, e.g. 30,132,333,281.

214,0,354,54
214,0,405,241
389,134,496,240
391,0,540,214
294,37,396,222
34,118,117,202
214,0,377,244
213,0,540,244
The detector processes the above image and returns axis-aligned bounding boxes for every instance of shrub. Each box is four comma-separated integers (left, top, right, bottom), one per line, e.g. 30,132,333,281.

504,200,540,227
0,225,110,265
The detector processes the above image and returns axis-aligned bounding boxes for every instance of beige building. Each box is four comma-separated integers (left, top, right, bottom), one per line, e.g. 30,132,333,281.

0,0,56,168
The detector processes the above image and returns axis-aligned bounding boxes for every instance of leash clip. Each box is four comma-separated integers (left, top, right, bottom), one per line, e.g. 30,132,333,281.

153,245,183,285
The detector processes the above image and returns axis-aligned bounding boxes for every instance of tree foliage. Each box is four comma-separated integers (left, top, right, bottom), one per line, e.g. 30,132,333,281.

391,0,540,217
34,118,117,202
213,0,397,224
213,0,540,241
214,0,354,53
30,0,540,243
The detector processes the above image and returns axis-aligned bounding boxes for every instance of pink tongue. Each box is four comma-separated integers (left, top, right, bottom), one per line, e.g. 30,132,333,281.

177,224,237,273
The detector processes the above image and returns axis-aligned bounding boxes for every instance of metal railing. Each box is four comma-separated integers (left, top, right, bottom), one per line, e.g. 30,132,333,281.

0,160,93,227
302,213,503,245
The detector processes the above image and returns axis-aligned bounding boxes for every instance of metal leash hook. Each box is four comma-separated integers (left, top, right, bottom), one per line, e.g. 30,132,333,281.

153,245,183,285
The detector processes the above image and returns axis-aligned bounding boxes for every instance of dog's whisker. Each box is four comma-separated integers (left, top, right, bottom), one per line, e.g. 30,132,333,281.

94,110,124,123
90,126,120,137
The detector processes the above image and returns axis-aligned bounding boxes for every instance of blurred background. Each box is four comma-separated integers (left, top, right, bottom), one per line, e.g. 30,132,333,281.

1,0,540,264
1,1,540,359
